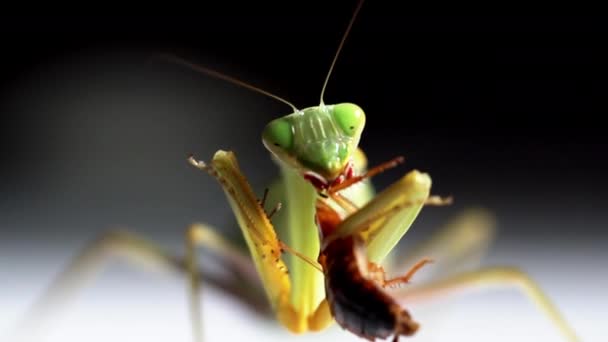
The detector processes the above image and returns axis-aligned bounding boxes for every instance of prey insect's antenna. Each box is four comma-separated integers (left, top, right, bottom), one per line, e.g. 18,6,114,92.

279,241,323,273
157,53,299,113
319,0,366,106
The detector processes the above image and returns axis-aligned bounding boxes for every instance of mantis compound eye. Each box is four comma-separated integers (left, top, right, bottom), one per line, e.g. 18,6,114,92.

331,103,366,137
262,117,294,153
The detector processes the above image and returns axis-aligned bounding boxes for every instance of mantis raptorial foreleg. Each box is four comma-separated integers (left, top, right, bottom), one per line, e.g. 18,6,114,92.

332,169,450,263
186,221,324,340
324,167,578,341
396,267,580,342
189,150,333,333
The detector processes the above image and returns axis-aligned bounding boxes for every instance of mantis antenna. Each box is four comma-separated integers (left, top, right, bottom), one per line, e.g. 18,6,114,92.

319,0,366,106
156,53,299,113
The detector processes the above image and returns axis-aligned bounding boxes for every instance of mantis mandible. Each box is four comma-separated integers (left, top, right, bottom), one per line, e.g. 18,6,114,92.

14,1,580,341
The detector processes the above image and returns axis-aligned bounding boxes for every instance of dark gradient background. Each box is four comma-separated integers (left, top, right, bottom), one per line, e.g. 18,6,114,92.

1,6,606,342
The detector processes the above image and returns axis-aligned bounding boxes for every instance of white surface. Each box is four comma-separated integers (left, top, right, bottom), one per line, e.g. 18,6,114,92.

1,246,603,342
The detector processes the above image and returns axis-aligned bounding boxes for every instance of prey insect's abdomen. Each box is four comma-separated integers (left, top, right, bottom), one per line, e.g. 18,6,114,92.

319,235,419,341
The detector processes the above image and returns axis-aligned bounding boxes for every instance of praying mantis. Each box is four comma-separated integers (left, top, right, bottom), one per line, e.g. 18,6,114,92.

12,1,581,341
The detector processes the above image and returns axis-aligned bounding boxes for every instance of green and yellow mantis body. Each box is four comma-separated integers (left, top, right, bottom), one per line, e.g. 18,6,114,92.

13,1,580,341
182,0,580,339
182,0,440,334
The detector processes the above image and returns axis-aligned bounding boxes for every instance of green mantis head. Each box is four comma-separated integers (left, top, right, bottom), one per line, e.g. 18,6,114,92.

262,102,365,187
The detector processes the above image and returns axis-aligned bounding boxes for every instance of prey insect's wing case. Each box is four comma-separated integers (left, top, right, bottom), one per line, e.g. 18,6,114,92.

209,150,292,309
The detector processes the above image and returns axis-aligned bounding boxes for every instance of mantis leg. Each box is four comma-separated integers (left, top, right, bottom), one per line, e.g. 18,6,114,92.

185,223,270,342
307,299,333,331
333,169,450,263
391,208,497,278
189,150,320,333
332,173,577,340
11,228,268,342
396,267,580,342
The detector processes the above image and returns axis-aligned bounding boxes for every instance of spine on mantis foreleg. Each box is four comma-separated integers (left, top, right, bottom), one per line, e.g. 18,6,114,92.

206,151,292,312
